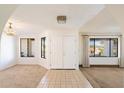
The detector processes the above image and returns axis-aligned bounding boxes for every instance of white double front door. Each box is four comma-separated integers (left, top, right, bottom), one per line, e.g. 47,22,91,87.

50,35,76,69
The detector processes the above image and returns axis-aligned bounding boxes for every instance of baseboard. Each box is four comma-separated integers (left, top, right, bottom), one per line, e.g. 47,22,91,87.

0,63,17,71
90,65,119,68
51,69,76,70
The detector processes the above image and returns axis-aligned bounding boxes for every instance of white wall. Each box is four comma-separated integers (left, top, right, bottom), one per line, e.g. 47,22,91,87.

89,57,119,65
0,5,18,70
16,31,50,69
0,32,17,70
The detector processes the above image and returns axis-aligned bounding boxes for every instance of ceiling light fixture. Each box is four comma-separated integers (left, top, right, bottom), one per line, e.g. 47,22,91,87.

57,15,66,24
6,22,16,36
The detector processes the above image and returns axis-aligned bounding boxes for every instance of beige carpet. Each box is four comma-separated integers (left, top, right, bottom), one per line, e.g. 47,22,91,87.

80,67,124,88
0,65,47,88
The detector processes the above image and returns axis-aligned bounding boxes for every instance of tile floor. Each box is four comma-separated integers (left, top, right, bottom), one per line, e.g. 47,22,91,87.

37,70,92,88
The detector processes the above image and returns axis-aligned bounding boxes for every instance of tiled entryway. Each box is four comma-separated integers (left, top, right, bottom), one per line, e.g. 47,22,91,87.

37,70,92,88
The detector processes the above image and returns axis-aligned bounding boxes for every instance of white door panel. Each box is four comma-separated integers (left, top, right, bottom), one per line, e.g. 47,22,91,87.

50,36,63,69
63,36,76,69
50,35,76,69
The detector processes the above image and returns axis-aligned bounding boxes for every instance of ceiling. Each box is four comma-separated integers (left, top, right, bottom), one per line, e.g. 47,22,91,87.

80,8,121,34
10,4,105,34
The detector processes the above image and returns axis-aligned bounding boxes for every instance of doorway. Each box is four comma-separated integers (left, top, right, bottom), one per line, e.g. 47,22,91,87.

50,35,76,69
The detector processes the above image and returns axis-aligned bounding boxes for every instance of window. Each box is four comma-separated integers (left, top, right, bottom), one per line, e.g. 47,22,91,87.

111,38,118,57
41,37,46,58
89,38,118,57
95,38,110,57
90,39,95,57
20,38,35,57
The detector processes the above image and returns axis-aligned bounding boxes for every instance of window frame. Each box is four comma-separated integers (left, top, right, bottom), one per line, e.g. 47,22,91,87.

89,38,118,57
41,37,46,59
20,38,35,57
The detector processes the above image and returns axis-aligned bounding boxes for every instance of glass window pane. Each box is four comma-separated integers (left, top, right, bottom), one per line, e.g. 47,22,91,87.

90,39,95,57
20,38,27,57
20,38,35,57
111,38,118,57
41,37,46,58
95,38,109,57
